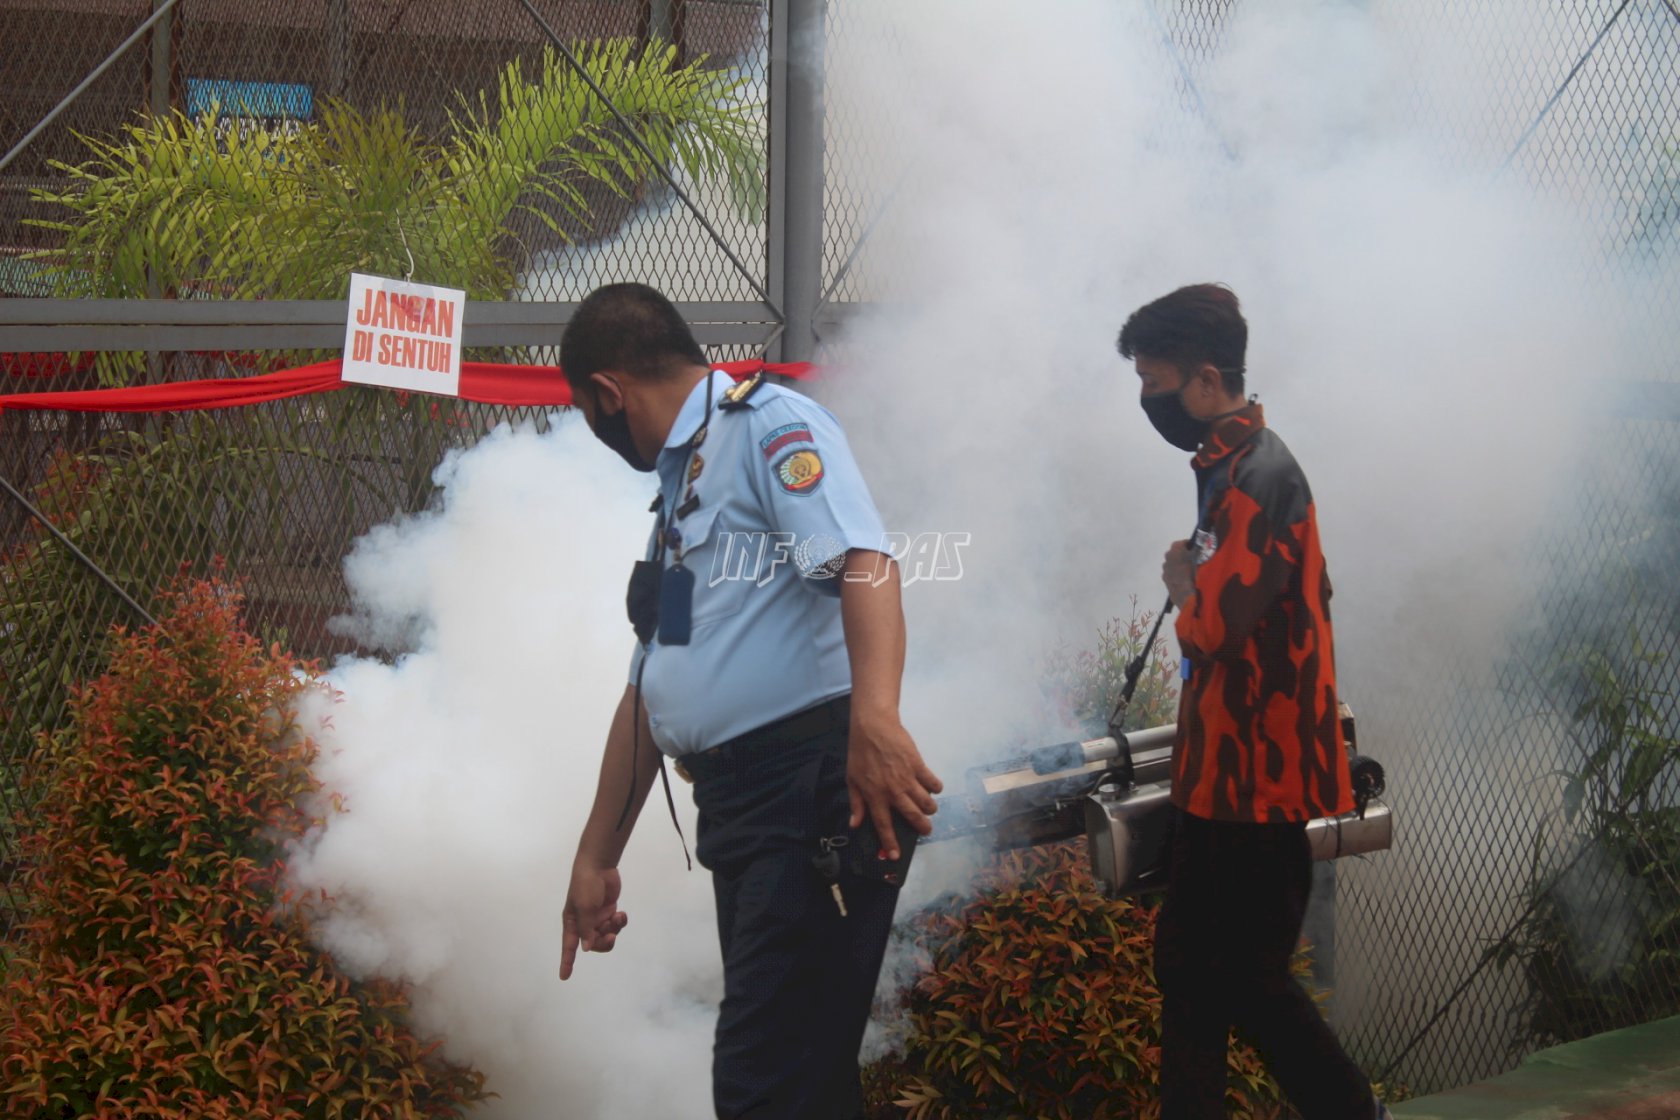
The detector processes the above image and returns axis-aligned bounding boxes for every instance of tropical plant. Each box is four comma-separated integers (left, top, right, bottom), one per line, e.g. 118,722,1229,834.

1489,642,1680,1052
30,40,763,383
0,577,487,1117
0,408,396,870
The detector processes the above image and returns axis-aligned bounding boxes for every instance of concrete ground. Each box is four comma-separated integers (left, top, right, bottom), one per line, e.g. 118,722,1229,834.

1392,1016,1680,1120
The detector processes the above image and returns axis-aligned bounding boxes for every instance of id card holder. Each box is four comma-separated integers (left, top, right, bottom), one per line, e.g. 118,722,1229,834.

1191,528,1216,566
627,560,661,645
657,563,695,646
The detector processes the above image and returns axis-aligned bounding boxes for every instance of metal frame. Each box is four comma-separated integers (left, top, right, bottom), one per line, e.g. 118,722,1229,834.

768,0,825,362
0,299,784,352
0,0,858,366
0,0,183,176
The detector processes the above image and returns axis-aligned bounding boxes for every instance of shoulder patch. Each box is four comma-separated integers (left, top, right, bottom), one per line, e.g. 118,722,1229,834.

773,448,824,495
759,422,815,460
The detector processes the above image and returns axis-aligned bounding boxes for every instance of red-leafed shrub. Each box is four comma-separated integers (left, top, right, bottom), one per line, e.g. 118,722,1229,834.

866,842,1293,1120
0,578,486,1119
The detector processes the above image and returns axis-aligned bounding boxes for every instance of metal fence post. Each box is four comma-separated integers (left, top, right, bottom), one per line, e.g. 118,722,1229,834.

768,0,825,363
327,0,352,100
144,0,180,120
145,0,183,382
148,7,167,118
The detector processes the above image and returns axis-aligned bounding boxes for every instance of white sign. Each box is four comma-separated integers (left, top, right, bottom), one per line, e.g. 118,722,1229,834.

342,273,465,397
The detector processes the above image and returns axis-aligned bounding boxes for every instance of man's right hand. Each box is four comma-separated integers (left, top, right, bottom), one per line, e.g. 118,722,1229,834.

559,861,628,980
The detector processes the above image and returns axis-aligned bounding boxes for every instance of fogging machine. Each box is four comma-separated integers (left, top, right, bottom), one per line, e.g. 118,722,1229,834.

921,704,1392,895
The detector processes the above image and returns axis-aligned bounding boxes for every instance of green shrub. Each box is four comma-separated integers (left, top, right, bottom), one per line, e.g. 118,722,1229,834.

865,842,1294,1120
0,421,381,878
0,578,486,1118
1040,596,1181,736
861,603,1328,1117
1490,643,1680,1052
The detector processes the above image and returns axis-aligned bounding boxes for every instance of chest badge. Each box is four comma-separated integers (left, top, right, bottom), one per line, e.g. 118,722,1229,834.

688,453,705,484
1192,528,1218,565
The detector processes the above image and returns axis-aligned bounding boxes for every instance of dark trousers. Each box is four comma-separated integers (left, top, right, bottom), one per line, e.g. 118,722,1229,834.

1153,809,1373,1120
686,697,903,1120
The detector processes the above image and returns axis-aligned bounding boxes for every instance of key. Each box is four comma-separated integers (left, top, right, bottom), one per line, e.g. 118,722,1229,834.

812,846,840,880
813,836,848,917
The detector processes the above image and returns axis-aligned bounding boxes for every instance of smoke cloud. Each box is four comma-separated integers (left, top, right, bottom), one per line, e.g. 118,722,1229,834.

284,0,1676,1108
817,0,1675,1082
823,0,1626,731
287,421,718,1117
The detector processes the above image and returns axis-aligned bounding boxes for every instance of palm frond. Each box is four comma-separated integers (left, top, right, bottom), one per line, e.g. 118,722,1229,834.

29,35,766,380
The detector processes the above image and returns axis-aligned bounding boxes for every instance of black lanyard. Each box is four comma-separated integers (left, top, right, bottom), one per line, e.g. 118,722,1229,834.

649,370,717,573
617,371,720,865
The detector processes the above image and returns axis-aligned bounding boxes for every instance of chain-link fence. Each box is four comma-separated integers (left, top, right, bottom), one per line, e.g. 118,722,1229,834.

1266,2,1677,1094
1,0,774,341
812,0,1680,1097
1,2,767,272
3,0,1679,1102
0,0,785,953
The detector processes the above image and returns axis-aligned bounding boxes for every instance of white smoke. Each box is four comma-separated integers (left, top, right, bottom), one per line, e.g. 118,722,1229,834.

282,0,1677,1108
815,0,1672,1084
287,418,718,1118
820,0,1625,748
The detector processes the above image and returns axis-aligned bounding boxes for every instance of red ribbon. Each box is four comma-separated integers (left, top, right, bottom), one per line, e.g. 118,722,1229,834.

0,357,815,415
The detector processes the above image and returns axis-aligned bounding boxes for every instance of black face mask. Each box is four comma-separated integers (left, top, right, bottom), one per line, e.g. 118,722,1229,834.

1141,386,1210,452
588,386,655,473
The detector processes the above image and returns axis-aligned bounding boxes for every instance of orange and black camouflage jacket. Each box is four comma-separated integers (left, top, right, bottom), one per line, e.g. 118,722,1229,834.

1172,403,1355,824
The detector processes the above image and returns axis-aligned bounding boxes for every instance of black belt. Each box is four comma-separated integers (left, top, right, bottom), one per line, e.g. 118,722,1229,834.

677,695,851,783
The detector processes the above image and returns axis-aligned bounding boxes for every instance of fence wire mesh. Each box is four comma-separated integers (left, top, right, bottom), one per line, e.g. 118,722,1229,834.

814,0,1680,1098
0,339,773,937
2,0,1678,1103
1299,1,1679,1093
1,0,769,314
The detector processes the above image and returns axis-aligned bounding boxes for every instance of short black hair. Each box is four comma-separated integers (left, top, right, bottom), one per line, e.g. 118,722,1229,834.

1116,283,1247,396
560,282,708,392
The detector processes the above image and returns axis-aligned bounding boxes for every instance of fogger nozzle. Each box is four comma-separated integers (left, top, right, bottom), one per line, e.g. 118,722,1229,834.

1030,723,1178,774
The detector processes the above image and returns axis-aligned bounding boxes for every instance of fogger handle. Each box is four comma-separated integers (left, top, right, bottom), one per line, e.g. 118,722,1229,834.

1105,589,1179,743
1029,723,1178,775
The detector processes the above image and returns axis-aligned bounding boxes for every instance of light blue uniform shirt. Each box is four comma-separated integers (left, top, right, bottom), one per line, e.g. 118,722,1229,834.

630,371,887,756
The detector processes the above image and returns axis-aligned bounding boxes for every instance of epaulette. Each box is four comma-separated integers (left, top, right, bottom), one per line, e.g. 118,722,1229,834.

718,372,765,411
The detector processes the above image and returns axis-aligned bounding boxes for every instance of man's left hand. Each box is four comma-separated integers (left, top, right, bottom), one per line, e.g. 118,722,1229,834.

1162,539,1197,608
846,709,942,860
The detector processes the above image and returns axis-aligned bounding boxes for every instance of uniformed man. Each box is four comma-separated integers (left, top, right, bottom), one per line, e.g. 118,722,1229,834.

556,283,943,1120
